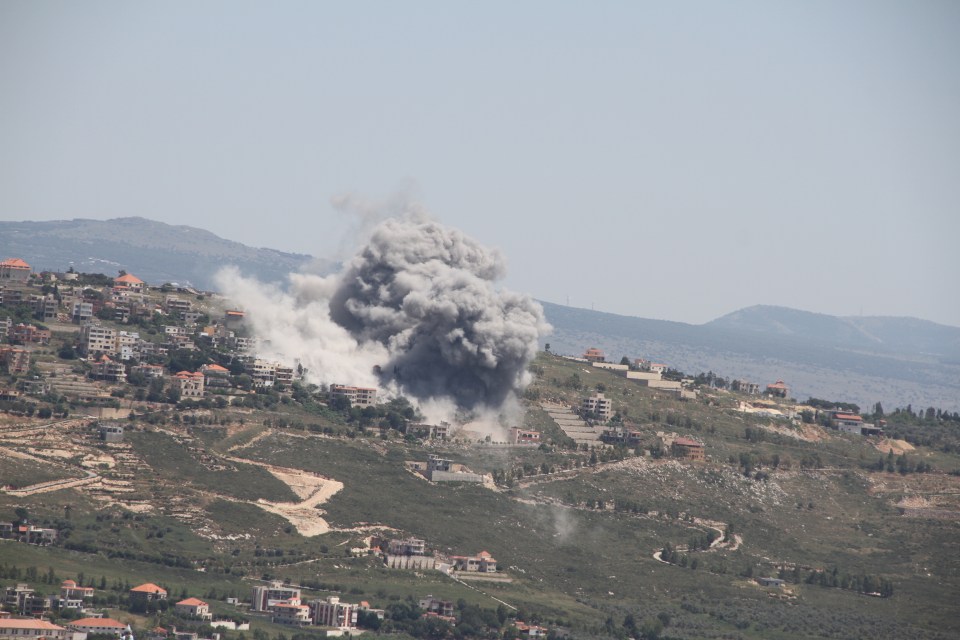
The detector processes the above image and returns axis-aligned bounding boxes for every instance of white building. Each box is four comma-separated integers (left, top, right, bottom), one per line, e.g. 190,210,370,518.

310,596,358,630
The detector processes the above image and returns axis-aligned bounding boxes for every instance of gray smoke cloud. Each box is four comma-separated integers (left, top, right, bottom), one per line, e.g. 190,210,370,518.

217,210,549,423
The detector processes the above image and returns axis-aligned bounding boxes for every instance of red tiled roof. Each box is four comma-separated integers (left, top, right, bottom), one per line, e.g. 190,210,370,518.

1,619,66,631
835,413,862,421
202,364,229,372
0,258,31,269
673,437,702,447
130,583,167,594
114,273,144,285
71,618,128,628
176,597,207,607
766,380,788,389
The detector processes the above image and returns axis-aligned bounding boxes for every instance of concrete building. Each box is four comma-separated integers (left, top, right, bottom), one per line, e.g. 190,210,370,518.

71,302,93,324
418,595,454,618
732,380,761,395
251,582,301,612
310,596,358,630
581,393,613,421
80,323,117,356
452,550,497,573
90,355,127,383
270,602,311,626
386,537,426,556
329,384,378,407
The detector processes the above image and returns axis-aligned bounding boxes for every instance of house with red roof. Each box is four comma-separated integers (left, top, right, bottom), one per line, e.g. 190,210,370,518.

60,579,95,600
130,583,167,601
200,363,231,388
114,273,145,292
765,380,789,398
583,347,605,362
671,437,706,461
0,258,31,283
174,371,205,398
175,597,212,620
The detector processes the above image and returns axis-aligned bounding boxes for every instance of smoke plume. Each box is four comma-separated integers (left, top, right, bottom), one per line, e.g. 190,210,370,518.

217,212,549,423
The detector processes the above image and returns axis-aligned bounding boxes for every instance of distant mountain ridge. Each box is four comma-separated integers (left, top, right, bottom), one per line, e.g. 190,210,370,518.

0,217,319,289
3,216,956,411
707,304,960,358
540,302,960,413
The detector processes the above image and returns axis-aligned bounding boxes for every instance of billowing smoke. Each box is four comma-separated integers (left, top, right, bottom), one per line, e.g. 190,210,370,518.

217,211,549,425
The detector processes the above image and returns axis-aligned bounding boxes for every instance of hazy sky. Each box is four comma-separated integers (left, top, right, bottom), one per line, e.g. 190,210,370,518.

2,1,958,326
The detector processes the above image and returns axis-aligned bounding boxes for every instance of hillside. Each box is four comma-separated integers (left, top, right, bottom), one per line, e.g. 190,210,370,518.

541,301,960,413
2,354,960,639
0,217,319,289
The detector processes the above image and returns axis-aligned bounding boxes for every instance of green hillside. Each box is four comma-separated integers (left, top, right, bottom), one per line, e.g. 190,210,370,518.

2,353,959,639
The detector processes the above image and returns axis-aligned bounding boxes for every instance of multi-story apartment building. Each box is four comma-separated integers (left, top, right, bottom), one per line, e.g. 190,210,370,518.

581,392,612,421
80,323,117,356
310,596,358,629
329,384,378,407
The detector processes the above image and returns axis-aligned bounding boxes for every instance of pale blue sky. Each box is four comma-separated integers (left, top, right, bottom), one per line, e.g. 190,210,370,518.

2,1,958,325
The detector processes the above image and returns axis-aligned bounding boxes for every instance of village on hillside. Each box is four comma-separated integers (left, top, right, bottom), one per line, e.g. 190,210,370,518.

1,258,958,640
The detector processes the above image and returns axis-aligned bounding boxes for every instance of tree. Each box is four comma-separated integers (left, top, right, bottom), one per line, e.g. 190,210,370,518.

14,507,28,523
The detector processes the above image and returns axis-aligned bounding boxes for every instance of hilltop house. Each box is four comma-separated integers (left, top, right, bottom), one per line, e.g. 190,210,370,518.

114,273,145,293
765,380,789,398
583,347,605,362
0,258,31,283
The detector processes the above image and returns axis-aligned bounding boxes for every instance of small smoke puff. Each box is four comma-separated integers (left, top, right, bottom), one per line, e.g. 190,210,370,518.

218,215,550,420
